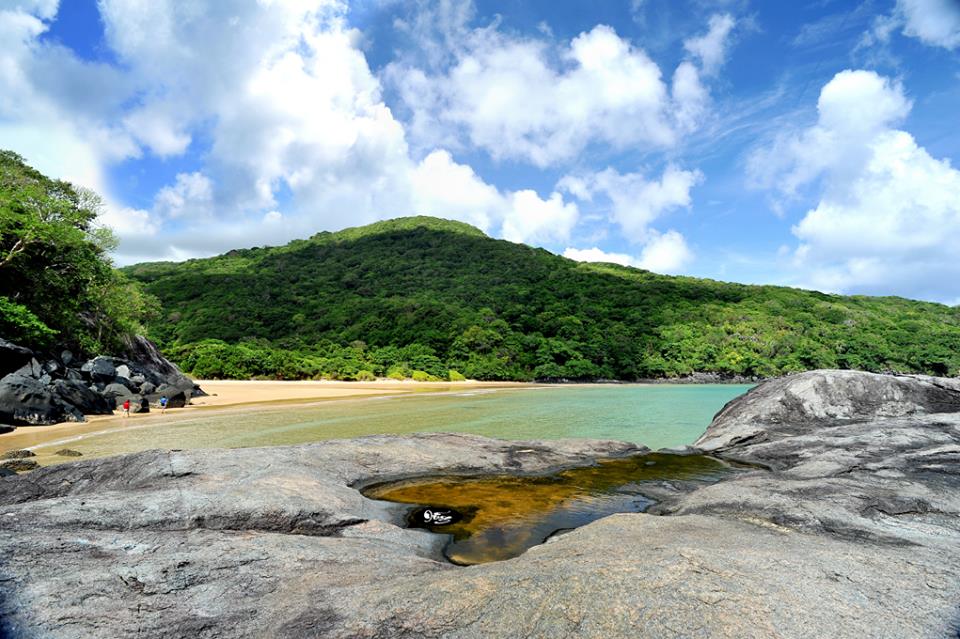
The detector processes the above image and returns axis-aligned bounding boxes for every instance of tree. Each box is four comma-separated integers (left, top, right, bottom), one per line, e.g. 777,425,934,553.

0,150,157,352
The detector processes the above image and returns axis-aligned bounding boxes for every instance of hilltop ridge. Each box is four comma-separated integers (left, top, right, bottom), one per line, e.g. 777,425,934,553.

124,216,960,381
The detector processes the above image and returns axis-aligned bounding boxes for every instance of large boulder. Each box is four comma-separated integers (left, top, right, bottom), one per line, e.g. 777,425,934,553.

1,401,959,639
50,380,113,416
147,386,187,408
0,374,84,426
85,357,118,383
695,369,960,454
0,339,34,378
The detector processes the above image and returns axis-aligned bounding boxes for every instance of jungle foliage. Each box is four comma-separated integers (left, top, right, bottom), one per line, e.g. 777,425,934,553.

0,151,158,354
124,216,960,381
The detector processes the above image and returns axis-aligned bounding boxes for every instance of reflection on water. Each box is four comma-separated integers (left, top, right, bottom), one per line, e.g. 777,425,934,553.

27,384,752,464
364,453,737,565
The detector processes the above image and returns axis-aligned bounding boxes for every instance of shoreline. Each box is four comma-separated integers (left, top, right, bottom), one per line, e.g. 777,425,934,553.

0,379,540,455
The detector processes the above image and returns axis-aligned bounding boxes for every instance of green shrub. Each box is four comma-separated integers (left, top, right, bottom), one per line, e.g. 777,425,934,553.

356,369,375,381
447,369,466,381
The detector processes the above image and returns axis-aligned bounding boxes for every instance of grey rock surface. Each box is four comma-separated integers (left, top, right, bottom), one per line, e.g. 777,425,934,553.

1,371,959,638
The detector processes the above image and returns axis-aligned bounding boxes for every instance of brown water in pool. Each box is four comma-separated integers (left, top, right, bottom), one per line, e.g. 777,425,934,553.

363,453,737,565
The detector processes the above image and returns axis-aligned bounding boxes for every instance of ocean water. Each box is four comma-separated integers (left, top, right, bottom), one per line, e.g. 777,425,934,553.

31,384,752,460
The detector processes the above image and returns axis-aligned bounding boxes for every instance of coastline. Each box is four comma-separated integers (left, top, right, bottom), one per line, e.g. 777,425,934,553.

0,379,538,455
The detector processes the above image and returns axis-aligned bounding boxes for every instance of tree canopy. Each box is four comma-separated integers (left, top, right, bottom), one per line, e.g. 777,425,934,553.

0,150,156,353
124,216,960,381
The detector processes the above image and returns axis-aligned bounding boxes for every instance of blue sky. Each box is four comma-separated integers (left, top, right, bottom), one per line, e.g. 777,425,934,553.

2,0,959,303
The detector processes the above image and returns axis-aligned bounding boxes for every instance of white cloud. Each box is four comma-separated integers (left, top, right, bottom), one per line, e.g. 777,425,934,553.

636,230,693,273
563,247,636,267
502,190,579,245
750,69,960,301
683,14,736,75
387,16,735,166
562,166,701,242
563,229,693,274
862,0,960,51
153,172,214,220
898,0,960,49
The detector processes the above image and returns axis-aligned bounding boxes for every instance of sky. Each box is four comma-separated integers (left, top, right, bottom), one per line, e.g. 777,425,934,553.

1,0,959,303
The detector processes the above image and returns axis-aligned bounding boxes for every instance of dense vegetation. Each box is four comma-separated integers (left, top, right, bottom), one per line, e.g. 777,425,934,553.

0,151,156,354
125,216,960,381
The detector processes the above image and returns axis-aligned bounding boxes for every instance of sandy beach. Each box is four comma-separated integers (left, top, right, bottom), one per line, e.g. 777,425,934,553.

0,379,531,455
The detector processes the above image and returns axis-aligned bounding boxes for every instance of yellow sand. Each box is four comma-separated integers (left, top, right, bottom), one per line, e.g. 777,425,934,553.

0,379,527,454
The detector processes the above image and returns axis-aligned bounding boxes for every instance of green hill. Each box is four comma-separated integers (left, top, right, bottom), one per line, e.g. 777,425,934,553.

124,216,960,381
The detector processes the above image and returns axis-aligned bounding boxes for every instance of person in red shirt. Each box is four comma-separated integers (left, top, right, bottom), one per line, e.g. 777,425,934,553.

122,399,130,417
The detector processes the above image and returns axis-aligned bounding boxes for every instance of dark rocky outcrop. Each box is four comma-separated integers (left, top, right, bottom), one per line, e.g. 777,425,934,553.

0,339,34,378
0,371,958,638
0,337,204,427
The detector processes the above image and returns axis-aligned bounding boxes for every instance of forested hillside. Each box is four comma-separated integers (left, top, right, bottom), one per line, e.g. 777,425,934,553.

123,216,960,381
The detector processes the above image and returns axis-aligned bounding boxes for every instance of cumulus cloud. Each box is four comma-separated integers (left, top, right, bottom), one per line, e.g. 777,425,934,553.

563,229,693,274
387,12,737,166
559,164,699,275
561,166,701,242
684,14,736,74
1,0,583,261
898,0,960,49
749,69,960,301
863,0,960,51
563,247,636,267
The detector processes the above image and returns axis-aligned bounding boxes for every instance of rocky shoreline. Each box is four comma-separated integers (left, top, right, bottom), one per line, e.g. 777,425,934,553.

0,369,958,637
0,336,204,432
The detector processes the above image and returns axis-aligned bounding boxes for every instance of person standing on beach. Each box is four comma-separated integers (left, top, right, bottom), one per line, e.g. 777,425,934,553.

159,395,168,414
122,398,131,417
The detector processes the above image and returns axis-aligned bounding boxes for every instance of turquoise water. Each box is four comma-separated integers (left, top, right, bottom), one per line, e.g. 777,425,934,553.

33,384,752,460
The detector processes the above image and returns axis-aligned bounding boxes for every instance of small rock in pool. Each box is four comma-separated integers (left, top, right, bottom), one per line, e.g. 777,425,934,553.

0,459,38,473
1,449,36,460
55,449,83,457
644,461,656,466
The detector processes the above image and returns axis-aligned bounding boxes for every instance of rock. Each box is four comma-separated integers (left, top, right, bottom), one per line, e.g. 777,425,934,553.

0,459,38,473
101,383,137,402
139,381,156,395
60,350,74,366
0,374,84,426
41,360,59,375
0,450,35,459
37,373,51,386
0,426,13,435
115,364,131,380
132,397,150,414
149,386,187,408
64,368,83,382
0,467,16,477
87,357,118,383
0,338,34,377
54,449,82,457
130,374,147,386
0,373,958,638
13,358,42,379
51,379,113,416
695,369,960,454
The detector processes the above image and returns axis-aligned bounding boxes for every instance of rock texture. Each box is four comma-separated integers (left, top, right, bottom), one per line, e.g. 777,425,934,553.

1,370,959,638
0,337,204,428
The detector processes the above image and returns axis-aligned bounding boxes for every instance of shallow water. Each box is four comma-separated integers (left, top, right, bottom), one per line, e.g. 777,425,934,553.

29,384,752,461
364,453,738,564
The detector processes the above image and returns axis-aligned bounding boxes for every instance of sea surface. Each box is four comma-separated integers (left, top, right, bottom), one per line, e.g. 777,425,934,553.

32,384,752,460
